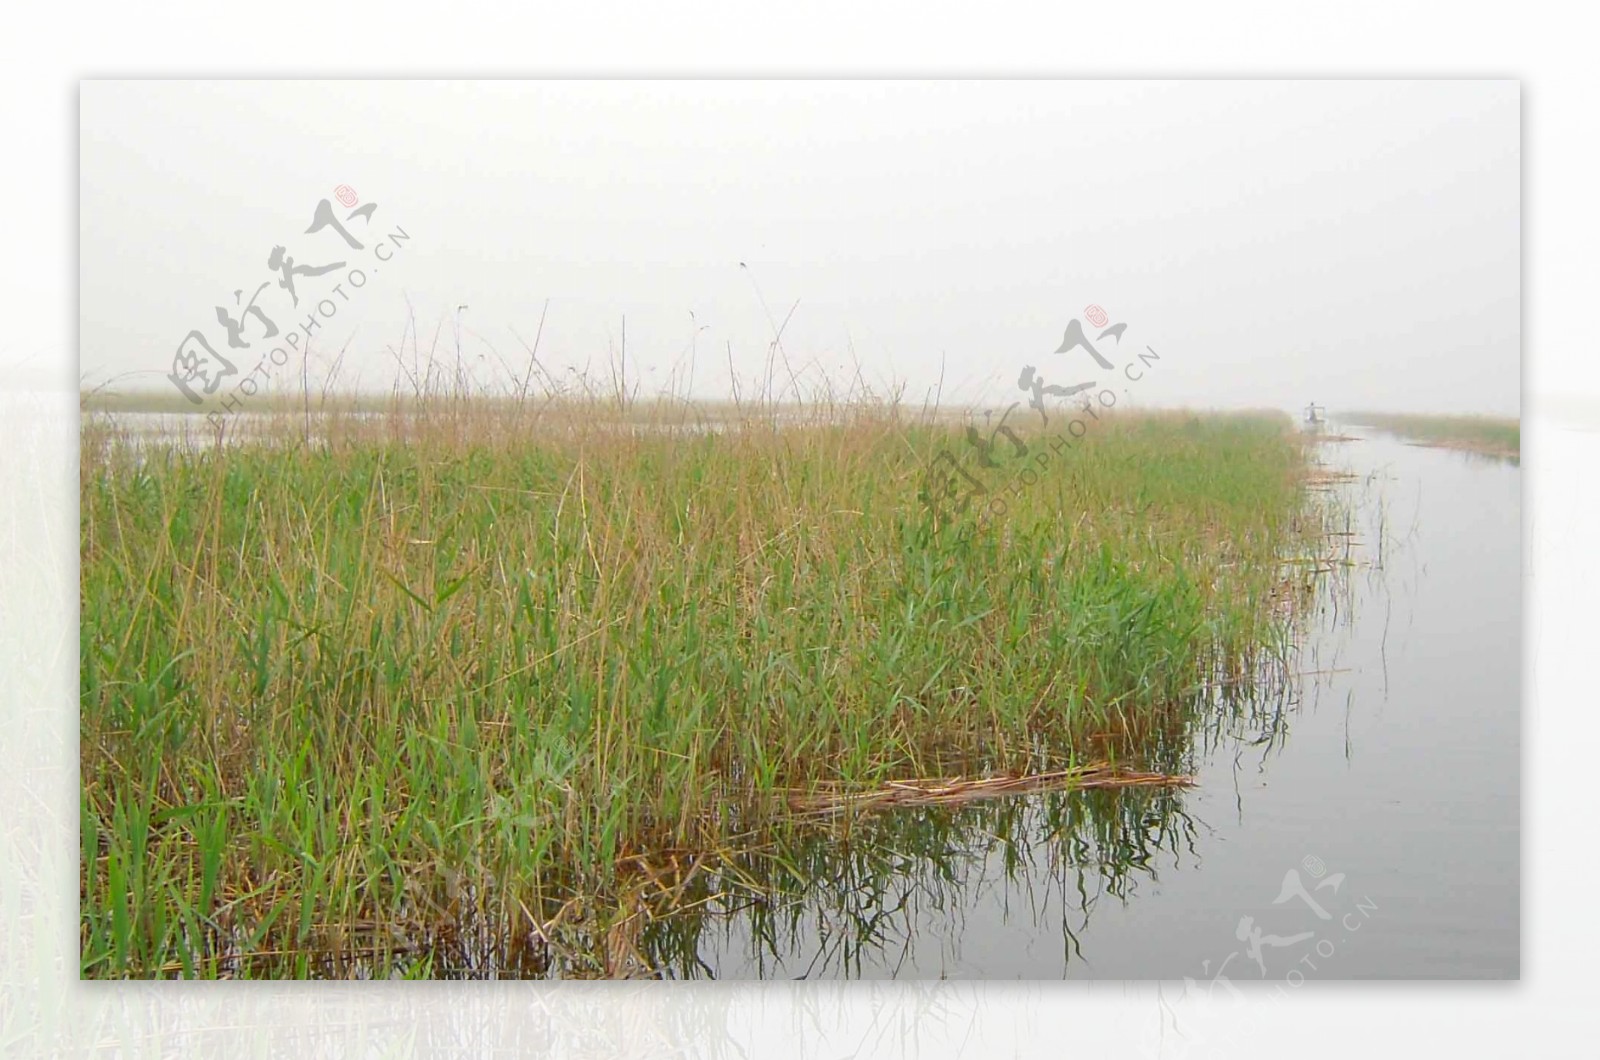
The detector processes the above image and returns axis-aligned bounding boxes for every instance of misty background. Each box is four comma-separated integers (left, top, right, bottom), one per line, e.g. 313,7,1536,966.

79,80,1519,415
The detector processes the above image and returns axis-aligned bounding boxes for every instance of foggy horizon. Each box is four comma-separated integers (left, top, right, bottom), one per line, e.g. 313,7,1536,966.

80,80,1520,417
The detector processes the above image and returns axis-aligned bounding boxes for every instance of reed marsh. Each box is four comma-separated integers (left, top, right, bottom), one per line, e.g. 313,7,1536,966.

1342,411,1520,462
80,395,1317,977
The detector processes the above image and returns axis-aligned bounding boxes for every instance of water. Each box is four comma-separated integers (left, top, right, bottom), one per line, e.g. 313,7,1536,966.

82,409,375,450
642,427,1520,979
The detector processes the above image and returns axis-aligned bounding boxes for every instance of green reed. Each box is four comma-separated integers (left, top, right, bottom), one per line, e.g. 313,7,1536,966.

80,396,1313,977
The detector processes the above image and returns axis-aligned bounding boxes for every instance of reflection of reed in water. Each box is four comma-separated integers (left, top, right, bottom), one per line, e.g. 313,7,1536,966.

643,783,1202,978
350,640,1322,980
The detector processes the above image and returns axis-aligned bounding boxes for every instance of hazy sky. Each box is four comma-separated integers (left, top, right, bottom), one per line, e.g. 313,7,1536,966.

80,80,1519,415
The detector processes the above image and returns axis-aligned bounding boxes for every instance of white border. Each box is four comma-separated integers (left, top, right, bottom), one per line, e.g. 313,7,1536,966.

6,4,1591,1055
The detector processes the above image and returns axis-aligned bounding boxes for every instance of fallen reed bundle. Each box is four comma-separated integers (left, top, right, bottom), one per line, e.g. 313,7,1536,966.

788,764,1195,816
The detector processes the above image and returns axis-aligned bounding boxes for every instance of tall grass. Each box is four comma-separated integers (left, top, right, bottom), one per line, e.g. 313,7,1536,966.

80,394,1314,977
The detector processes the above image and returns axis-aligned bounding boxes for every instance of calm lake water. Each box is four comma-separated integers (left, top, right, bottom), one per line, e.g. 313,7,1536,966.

648,426,1520,979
